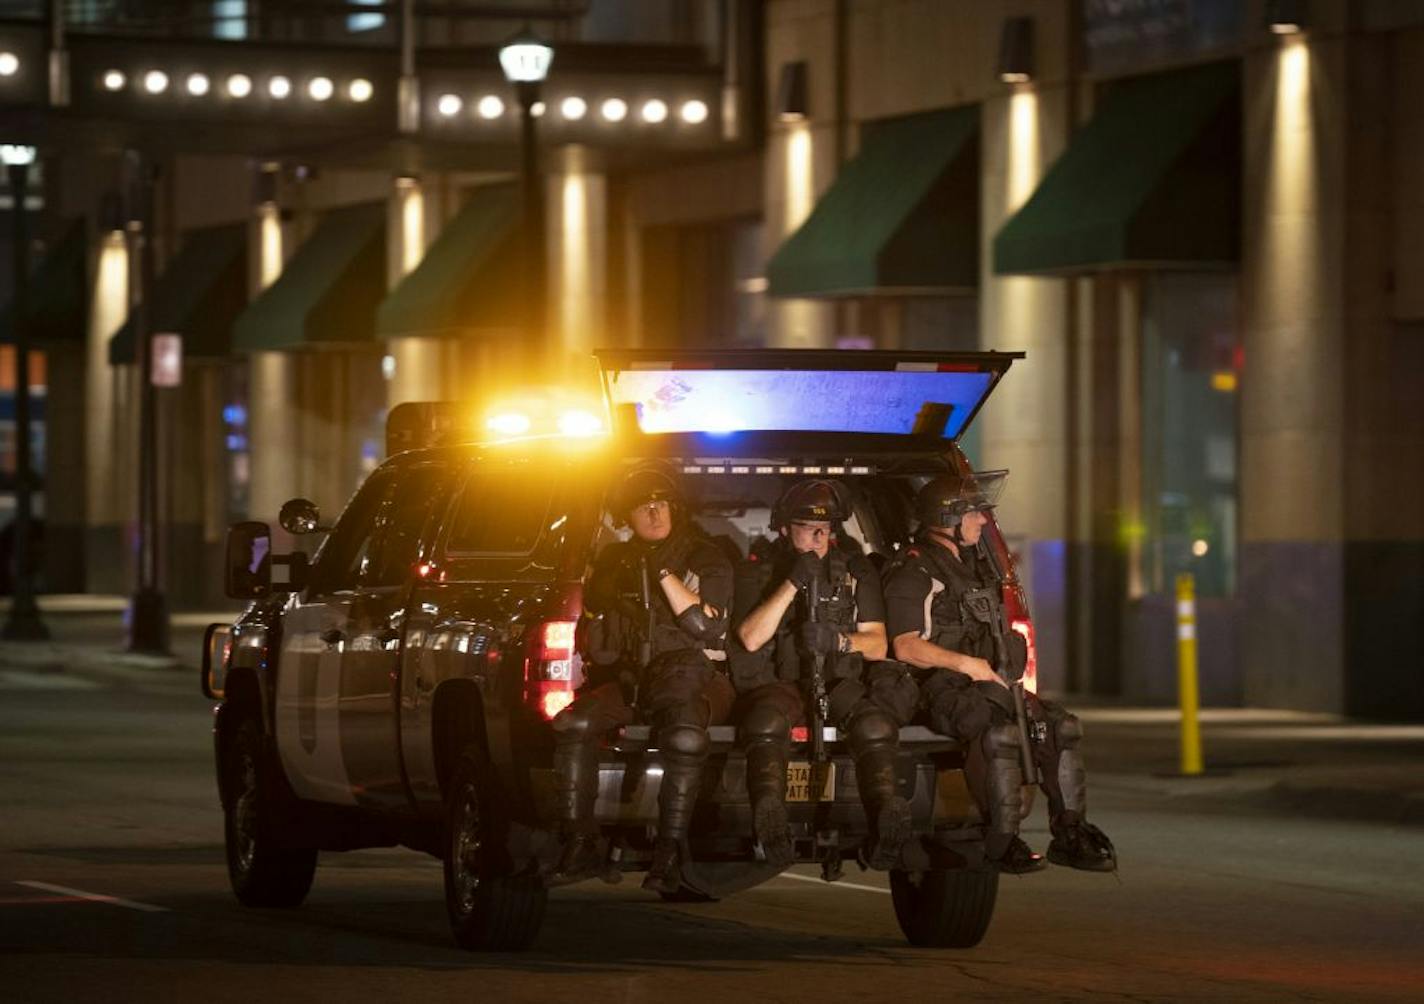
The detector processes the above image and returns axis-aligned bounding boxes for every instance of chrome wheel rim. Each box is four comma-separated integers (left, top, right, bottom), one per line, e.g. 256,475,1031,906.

452,781,482,913
233,746,258,872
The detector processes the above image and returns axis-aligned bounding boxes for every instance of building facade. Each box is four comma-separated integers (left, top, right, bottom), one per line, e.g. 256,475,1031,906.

1,0,1420,716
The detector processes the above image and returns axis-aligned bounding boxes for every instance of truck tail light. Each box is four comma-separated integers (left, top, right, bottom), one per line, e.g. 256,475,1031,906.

524,619,578,720
1010,616,1038,694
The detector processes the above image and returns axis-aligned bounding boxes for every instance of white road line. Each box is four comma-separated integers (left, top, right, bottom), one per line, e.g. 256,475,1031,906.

774,872,891,895
16,881,169,913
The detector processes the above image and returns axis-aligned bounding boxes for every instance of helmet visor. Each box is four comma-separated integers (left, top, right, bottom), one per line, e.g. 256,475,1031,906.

959,469,1007,512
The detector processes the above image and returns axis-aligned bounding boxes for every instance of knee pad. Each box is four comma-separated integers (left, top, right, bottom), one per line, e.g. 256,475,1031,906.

659,722,709,758
846,709,898,756
982,721,1022,760
740,705,791,746
1056,713,1083,749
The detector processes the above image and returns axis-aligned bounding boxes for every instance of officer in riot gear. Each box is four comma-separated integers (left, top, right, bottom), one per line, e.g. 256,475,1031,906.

731,479,919,870
885,470,1115,872
548,462,735,892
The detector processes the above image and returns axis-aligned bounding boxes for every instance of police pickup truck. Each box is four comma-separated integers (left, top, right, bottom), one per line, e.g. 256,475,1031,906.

202,350,1039,952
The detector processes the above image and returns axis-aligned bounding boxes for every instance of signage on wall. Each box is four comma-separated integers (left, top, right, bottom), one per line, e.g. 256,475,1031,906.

1083,0,1245,77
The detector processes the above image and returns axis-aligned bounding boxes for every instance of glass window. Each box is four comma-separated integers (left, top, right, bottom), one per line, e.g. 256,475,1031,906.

1140,273,1239,597
364,463,452,587
445,470,555,556
308,469,395,595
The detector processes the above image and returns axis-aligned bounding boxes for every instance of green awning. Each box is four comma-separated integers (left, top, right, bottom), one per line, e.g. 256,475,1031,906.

109,222,247,365
376,183,521,340
232,202,386,352
766,106,980,298
0,218,87,345
994,61,1240,276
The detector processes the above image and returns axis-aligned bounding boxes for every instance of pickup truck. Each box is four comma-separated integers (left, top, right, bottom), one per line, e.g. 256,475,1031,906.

202,349,1039,952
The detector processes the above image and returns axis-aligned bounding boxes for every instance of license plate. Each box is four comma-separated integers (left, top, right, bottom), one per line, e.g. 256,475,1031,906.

786,761,835,802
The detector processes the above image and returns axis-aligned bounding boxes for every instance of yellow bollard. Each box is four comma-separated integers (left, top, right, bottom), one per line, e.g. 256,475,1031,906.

1175,573,1204,775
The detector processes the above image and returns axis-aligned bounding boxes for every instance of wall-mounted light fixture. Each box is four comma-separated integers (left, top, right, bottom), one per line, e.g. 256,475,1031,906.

998,17,1034,83
1266,0,1306,34
776,60,808,123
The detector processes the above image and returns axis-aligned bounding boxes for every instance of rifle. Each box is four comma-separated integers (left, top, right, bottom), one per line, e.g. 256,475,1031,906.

806,574,829,763
973,540,1041,786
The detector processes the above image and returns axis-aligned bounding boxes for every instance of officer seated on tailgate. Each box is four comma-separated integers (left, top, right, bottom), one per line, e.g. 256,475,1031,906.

731,479,920,870
547,462,735,892
884,471,1115,872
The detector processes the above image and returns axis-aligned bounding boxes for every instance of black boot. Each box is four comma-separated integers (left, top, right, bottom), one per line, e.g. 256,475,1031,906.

854,743,911,871
644,723,708,893
746,741,794,868
980,723,1046,874
547,739,605,887
1048,812,1116,872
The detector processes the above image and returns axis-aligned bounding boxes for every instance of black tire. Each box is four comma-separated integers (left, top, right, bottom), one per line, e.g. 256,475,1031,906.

443,748,547,951
890,867,1000,948
223,717,317,908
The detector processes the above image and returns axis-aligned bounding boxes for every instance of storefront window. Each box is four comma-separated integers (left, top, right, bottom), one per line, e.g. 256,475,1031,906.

1140,273,1238,597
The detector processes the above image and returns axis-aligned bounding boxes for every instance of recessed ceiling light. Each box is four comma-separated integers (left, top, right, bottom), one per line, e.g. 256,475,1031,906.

560,95,587,120
102,69,126,92
226,73,252,98
680,99,709,124
348,78,373,102
641,98,668,124
268,75,291,99
0,52,19,77
477,94,505,119
143,70,169,94
308,76,334,101
601,97,628,122
186,72,210,96
437,93,463,117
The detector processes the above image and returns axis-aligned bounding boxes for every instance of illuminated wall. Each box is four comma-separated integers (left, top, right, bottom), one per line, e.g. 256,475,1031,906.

551,146,606,370
84,230,132,527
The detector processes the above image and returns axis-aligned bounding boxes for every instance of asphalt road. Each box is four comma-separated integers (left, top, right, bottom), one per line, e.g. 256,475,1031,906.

1,664,1421,1002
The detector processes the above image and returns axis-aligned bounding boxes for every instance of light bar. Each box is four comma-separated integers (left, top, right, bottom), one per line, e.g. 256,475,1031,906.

681,464,876,476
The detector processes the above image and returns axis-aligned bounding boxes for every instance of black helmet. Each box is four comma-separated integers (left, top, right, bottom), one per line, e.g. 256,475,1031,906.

612,461,683,522
772,479,853,529
915,469,1007,529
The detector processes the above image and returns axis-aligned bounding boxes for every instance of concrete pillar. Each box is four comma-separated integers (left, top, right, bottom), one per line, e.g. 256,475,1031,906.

83,229,137,593
549,146,607,380
247,350,298,522
1240,32,1349,712
979,81,1073,693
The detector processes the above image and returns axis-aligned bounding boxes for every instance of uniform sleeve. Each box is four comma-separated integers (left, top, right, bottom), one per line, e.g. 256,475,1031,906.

688,541,733,612
583,543,626,616
731,558,772,624
883,560,934,641
848,556,887,624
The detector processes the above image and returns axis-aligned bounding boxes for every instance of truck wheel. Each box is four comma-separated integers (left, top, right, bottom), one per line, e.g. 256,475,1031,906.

223,717,317,908
890,868,999,948
443,749,547,951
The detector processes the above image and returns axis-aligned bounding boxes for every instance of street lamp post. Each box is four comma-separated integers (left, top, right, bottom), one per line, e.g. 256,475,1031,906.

126,153,168,654
499,28,553,369
1,143,48,640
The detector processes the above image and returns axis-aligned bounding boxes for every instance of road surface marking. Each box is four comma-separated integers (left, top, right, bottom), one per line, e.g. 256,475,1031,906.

775,872,890,895
0,670,100,690
16,881,168,913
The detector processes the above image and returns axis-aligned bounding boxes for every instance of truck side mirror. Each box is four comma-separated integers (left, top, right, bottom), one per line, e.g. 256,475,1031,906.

225,521,272,599
279,497,322,534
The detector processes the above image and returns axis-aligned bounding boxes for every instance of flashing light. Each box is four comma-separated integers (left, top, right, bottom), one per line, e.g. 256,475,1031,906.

437,93,462,117
486,411,532,437
560,95,587,120
0,52,20,77
186,72,210,96
477,94,505,119
641,99,668,124
308,76,334,101
601,97,628,122
226,73,252,98
143,70,169,94
349,78,373,102
269,75,292,99
557,408,604,438
680,99,709,124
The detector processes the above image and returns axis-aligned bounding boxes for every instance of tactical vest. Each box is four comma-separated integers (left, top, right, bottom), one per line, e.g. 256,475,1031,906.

768,547,864,684
887,539,999,664
600,529,724,664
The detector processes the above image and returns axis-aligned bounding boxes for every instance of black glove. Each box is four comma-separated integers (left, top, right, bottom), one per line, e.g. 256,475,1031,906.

798,620,842,656
652,534,693,579
786,550,823,590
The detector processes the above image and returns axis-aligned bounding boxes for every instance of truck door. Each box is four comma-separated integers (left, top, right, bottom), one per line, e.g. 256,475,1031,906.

274,468,396,806
340,461,455,810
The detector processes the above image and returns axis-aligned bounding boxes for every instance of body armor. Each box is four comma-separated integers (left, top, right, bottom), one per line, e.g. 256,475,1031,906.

760,545,864,684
